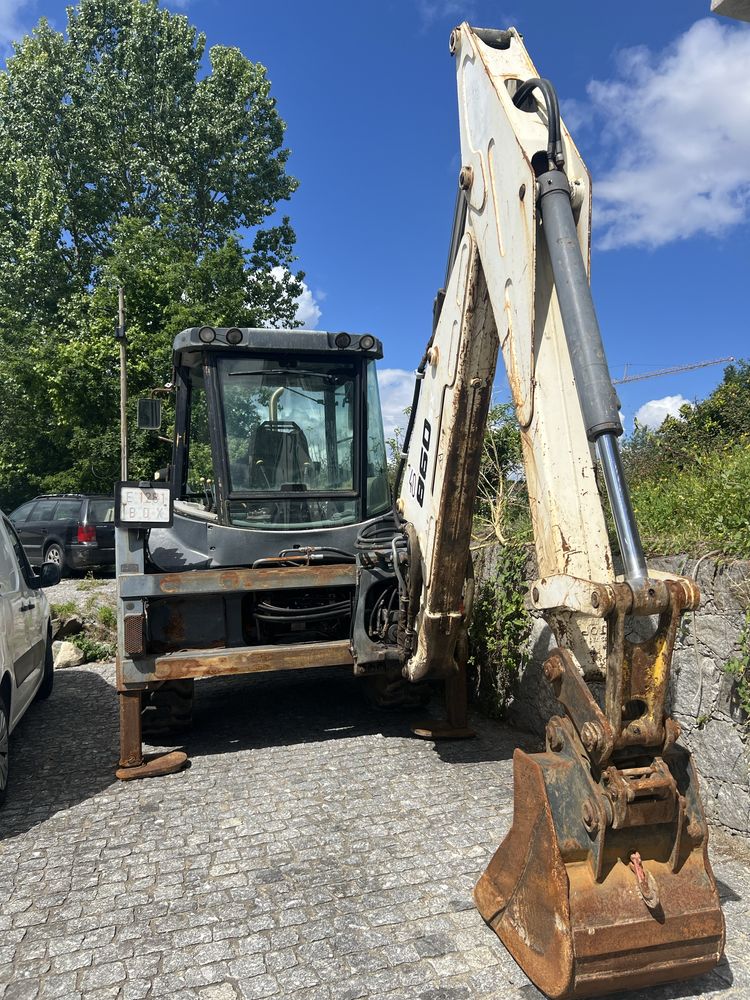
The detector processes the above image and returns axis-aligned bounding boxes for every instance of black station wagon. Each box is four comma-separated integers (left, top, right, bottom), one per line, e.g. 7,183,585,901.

9,494,115,574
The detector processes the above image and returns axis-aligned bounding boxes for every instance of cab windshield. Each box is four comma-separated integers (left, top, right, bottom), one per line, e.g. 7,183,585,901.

213,355,391,530
219,357,356,494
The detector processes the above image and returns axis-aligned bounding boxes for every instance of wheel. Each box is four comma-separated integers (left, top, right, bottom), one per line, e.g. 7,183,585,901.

0,693,9,808
44,542,66,576
142,680,194,739
35,630,54,701
363,672,431,710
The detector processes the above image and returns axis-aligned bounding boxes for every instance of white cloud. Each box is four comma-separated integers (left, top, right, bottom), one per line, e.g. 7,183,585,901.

634,394,692,430
293,281,322,328
377,368,415,442
416,1,471,27
584,18,750,249
0,0,33,46
269,266,322,329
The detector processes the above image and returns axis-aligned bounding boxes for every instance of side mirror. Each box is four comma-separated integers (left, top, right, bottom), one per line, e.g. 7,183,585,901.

137,398,162,430
35,562,61,589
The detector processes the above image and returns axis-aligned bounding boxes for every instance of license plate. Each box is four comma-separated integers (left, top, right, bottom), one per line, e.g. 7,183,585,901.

115,483,173,528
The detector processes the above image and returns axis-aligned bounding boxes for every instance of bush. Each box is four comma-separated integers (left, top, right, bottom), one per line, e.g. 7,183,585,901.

50,600,78,619
468,544,531,718
72,634,116,663
96,605,117,629
629,443,750,557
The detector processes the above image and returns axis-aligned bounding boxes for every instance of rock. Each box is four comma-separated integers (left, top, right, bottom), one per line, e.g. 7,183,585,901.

678,715,750,786
52,614,84,641
715,780,750,834
53,640,85,669
671,651,720,719
508,615,558,737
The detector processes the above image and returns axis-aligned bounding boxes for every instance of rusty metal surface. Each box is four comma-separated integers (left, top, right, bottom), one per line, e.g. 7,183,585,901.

153,639,354,680
474,749,575,998
402,240,500,683
543,648,615,765
475,746,725,999
118,689,143,769
118,562,357,599
605,579,688,755
115,750,188,781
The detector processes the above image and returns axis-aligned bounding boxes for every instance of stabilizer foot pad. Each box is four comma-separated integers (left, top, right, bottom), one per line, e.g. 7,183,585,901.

116,750,188,781
411,719,475,740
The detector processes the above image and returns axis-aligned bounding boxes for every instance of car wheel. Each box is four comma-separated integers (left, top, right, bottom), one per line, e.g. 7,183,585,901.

44,542,66,576
35,630,54,701
0,693,9,808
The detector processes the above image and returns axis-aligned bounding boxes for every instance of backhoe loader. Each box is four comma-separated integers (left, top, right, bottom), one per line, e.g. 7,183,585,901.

114,24,725,999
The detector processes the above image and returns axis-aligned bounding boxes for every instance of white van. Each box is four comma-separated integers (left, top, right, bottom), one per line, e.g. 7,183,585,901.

0,513,60,805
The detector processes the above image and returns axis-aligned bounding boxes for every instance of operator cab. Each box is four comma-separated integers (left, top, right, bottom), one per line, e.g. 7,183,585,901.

171,327,391,532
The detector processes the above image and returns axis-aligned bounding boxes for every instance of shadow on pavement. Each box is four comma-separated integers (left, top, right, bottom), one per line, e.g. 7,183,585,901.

0,667,118,840
0,666,520,840
185,668,521,766
188,668,436,754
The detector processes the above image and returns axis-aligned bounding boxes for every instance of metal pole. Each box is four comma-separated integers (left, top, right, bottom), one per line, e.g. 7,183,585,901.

118,286,128,481
538,170,647,584
595,434,648,583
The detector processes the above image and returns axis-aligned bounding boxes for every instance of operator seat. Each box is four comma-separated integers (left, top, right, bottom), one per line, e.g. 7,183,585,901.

249,420,312,489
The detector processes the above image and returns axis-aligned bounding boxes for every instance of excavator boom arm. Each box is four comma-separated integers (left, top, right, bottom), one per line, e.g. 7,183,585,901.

396,24,724,999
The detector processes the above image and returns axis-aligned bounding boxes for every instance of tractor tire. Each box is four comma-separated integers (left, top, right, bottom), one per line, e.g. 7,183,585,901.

142,679,194,740
363,672,431,710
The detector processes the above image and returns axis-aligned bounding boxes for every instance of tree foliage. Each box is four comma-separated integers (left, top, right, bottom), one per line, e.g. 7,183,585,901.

0,0,303,509
624,360,750,484
473,403,529,546
624,360,750,557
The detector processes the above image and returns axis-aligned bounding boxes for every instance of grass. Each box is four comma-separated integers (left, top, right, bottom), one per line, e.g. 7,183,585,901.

52,590,117,664
76,572,108,592
629,444,750,558
50,600,78,619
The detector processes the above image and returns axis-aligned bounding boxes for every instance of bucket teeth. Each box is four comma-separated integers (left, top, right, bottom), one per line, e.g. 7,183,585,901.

475,749,725,999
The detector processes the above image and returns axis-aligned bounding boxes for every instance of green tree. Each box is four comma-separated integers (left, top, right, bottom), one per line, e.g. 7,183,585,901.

622,359,750,556
473,403,528,545
0,0,303,510
624,359,750,482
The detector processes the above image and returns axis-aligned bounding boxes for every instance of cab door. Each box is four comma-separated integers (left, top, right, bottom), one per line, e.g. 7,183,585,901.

0,520,32,689
8,523,45,685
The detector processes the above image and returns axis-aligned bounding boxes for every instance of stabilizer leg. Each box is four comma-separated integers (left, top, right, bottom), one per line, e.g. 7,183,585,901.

116,688,188,781
411,639,475,740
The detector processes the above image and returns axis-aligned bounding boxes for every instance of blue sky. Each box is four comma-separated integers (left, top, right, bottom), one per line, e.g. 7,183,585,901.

2,0,749,438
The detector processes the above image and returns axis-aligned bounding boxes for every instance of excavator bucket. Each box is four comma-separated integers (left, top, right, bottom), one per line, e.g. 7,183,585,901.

475,746,725,999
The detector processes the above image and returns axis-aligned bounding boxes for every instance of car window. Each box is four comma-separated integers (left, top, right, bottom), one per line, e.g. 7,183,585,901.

0,520,20,591
28,499,58,522
9,501,35,524
5,519,34,586
87,499,115,523
53,499,83,521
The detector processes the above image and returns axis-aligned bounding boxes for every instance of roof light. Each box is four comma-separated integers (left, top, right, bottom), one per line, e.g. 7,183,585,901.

360,335,375,350
198,326,216,343
226,327,243,345
334,332,351,349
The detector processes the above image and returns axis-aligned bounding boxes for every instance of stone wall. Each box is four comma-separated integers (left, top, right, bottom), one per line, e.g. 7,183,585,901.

475,548,750,836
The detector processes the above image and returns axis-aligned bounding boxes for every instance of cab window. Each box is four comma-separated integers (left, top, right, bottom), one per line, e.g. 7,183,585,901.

0,521,19,591
6,520,33,586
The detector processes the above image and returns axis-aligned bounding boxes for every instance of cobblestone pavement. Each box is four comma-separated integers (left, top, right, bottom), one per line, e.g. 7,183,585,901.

1,663,749,1000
